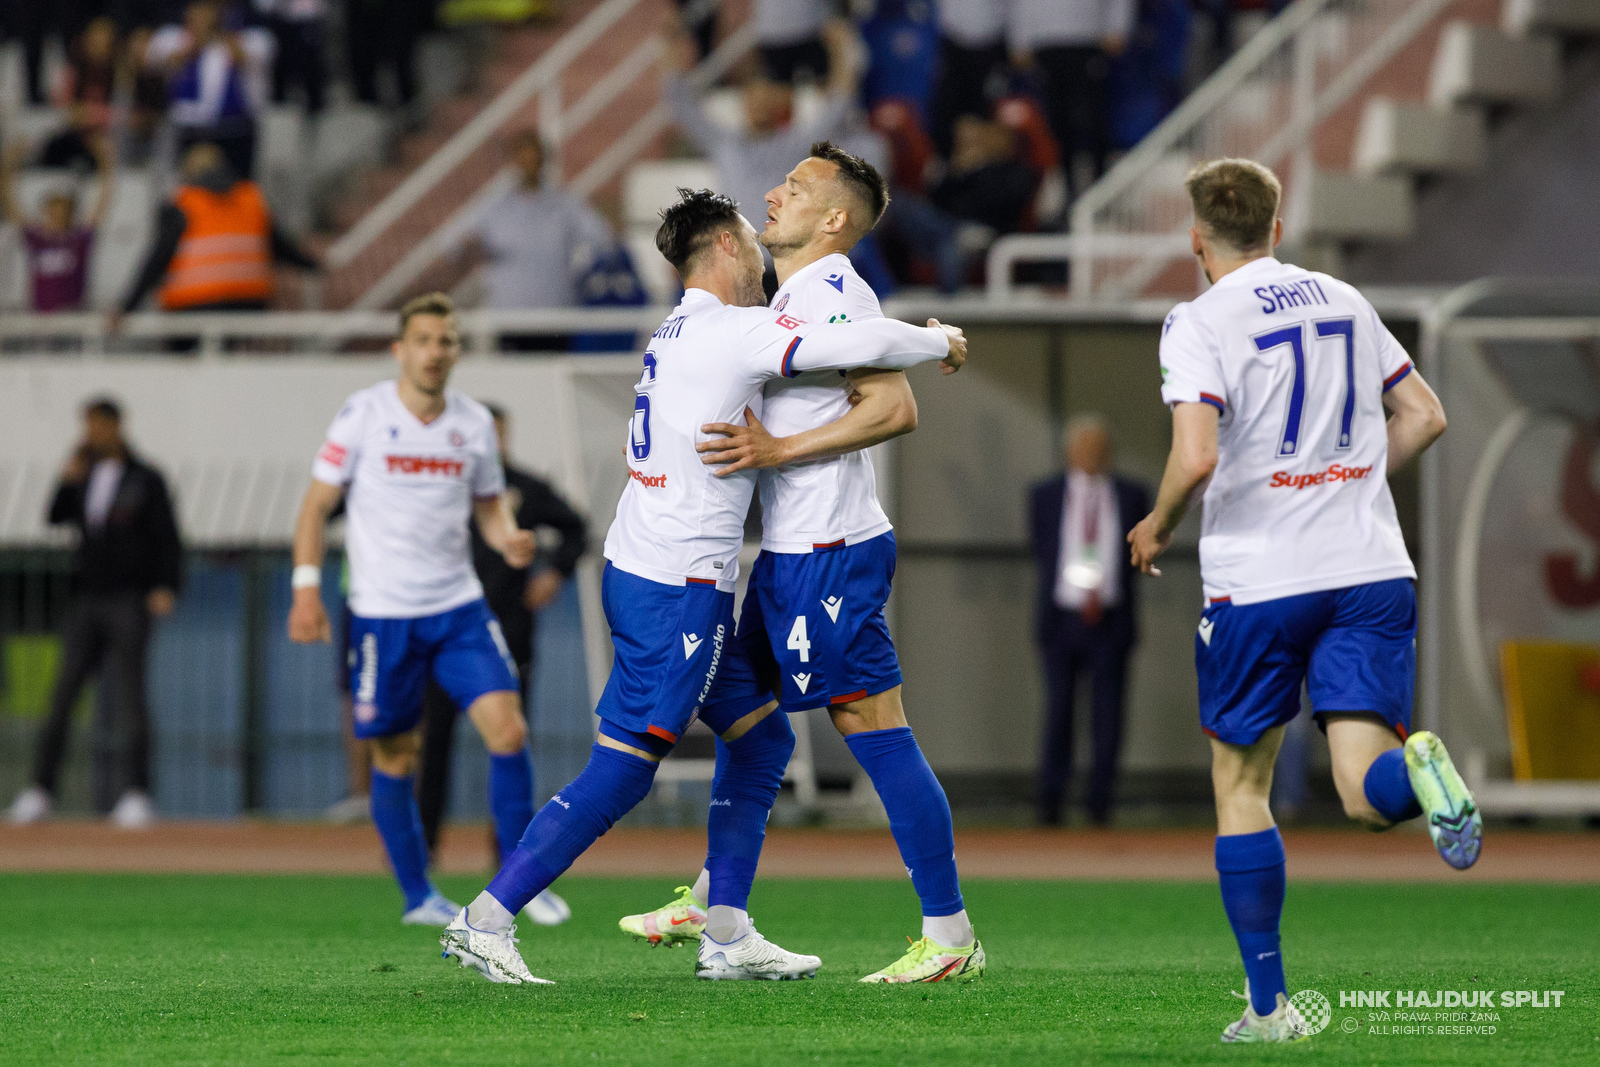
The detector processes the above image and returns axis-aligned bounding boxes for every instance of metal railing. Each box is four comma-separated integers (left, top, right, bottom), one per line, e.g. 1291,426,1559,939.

988,0,1457,304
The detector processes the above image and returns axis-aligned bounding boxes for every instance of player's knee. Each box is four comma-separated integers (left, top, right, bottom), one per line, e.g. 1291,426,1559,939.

371,733,419,776
730,708,795,766
488,712,527,754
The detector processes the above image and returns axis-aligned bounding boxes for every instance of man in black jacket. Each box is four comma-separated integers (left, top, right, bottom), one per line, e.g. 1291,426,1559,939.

8,398,182,828
416,404,587,873
1028,414,1149,826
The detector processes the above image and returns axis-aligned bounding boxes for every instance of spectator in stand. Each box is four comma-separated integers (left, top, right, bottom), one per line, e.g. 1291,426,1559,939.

1010,0,1136,205
1107,0,1191,150
113,141,318,325
671,0,718,63
451,129,618,351
256,0,327,116
6,398,182,830
1029,414,1149,827
665,21,856,237
753,0,831,85
346,0,427,118
930,0,1011,156
145,0,275,179
0,136,114,313
416,403,588,860
6,0,96,107
882,114,1038,292
55,17,121,136
858,0,939,121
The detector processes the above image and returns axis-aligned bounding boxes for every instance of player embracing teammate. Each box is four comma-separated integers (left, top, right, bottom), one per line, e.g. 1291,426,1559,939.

1128,159,1482,1042
620,143,984,984
437,185,968,984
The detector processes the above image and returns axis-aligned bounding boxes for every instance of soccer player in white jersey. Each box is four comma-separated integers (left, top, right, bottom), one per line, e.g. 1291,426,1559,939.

438,189,967,984
1127,160,1482,1043
287,293,570,928
618,143,985,984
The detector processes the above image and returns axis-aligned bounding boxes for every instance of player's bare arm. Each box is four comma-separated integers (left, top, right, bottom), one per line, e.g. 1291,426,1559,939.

473,494,536,569
1128,402,1218,577
1381,369,1447,472
697,369,916,476
287,478,343,643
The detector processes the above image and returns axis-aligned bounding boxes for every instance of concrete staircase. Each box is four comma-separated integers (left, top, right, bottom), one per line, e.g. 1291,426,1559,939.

1301,0,1600,248
316,0,685,310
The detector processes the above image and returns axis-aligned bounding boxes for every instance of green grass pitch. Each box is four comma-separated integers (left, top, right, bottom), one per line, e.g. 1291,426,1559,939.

0,873,1593,1065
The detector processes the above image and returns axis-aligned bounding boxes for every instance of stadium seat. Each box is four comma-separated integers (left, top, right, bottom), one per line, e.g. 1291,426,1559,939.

623,160,715,304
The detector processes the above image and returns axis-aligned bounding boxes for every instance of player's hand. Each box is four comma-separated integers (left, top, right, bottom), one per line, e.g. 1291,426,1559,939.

523,568,564,611
501,528,536,570
1127,514,1170,577
288,588,331,643
698,407,788,475
146,587,176,617
930,318,966,374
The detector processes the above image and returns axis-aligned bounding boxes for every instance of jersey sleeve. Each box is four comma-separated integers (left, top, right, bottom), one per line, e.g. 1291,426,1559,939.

1369,301,1414,392
469,418,507,500
745,313,948,378
1158,304,1228,413
311,397,365,486
817,270,883,324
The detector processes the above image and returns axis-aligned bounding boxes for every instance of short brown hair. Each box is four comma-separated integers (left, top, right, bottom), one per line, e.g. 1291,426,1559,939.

398,292,456,335
810,141,890,234
1185,158,1281,253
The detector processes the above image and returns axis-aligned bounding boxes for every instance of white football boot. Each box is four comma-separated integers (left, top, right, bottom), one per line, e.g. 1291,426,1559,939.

1221,989,1308,1043
7,787,51,825
110,790,155,829
695,921,820,981
440,911,553,985
522,888,571,926
401,891,463,926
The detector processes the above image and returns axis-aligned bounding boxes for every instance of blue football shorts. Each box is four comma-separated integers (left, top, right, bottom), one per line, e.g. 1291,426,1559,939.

593,563,774,743
729,531,904,713
1196,578,1416,746
347,597,519,739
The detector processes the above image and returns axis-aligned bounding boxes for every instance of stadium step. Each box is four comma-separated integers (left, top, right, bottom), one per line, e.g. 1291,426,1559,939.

1352,100,1487,178
1427,21,1562,108
1501,0,1600,36
1300,169,1415,243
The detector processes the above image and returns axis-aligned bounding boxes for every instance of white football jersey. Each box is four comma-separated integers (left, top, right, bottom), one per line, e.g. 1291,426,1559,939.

312,381,505,618
1159,257,1417,605
602,287,949,590
759,253,892,552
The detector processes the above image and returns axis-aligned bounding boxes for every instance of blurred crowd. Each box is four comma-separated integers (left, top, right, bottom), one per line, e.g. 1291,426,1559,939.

0,0,1287,318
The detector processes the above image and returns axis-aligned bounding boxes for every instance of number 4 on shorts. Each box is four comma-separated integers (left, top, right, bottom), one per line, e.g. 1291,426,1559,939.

787,616,811,663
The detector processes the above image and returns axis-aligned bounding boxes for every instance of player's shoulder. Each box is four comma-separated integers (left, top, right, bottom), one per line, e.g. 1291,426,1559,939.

447,389,495,426
1160,300,1210,344
332,381,390,424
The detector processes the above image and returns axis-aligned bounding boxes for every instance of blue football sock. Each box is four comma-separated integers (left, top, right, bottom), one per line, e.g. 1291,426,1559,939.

485,743,657,915
706,712,794,911
370,769,433,911
1363,747,1423,823
845,727,964,917
488,749,535,861
1216,828,1288,1017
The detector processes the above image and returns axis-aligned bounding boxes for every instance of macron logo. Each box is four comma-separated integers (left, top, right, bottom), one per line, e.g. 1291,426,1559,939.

825,273,845,293
1198,618,1215,646
683,633,703,659
821,596,843,622
793,673,812,694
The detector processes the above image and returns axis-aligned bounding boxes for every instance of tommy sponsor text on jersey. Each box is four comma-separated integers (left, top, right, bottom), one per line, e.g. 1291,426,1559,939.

311,380,504,618
758,253,894,554
1159,257,1416,605
602,287,951,591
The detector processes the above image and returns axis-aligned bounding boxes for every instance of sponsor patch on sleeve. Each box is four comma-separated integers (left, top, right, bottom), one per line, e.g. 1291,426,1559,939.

318,441,348,467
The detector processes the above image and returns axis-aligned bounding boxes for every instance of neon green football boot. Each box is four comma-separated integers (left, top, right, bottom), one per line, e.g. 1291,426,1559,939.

618,885,706,946
1403,731,1482,870
859,935,985,983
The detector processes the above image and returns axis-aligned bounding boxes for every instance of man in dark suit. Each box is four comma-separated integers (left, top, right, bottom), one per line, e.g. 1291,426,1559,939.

8,397,182,828
416,404,587,863
1029,414,1149,826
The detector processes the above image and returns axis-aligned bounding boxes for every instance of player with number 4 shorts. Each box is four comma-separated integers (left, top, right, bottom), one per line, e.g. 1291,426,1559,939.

1128,160,1479,1044
620,143,984,984
439,189,969,984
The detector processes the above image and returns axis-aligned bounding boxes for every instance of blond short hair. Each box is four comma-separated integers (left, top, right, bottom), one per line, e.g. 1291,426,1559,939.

398,292,456,336
1185,158,1282,253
